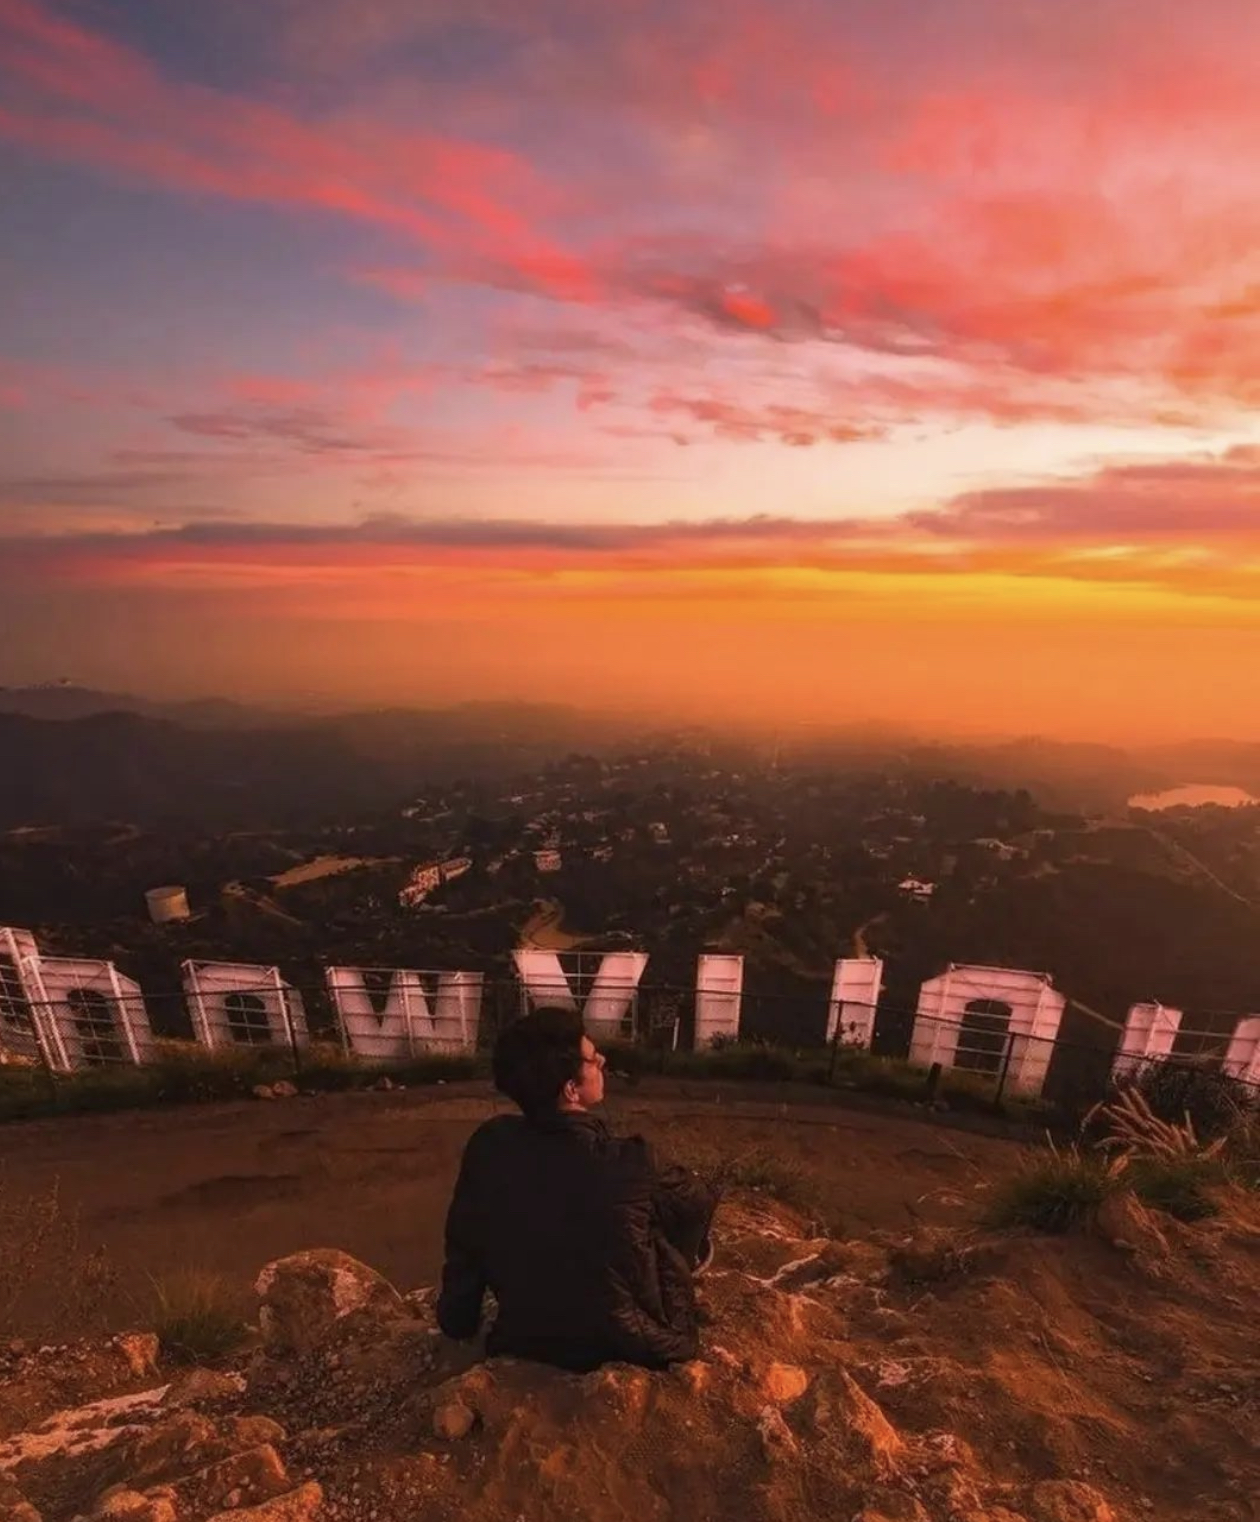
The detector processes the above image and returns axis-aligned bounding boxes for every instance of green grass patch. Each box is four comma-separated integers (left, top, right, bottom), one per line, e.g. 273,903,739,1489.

1129,1157,1222,1221
3,1029,1054,1127
985,1145,1122,1233
149,1267,248,1365
0,1040,488,1122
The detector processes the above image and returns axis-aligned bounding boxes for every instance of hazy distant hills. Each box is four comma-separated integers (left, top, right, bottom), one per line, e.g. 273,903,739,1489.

0,695,630,827
0,683,284,729
0,687,620,750
0,711,396,828
2,685,1259,827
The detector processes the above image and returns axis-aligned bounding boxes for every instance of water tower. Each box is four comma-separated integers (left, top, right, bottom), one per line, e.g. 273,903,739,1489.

145,885,191,924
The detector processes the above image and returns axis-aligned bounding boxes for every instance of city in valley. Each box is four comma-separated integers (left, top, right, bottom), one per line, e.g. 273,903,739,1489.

3,697,1259,1067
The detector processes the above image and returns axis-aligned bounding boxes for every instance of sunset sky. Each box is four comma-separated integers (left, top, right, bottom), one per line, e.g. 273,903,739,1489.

3,0,1260,738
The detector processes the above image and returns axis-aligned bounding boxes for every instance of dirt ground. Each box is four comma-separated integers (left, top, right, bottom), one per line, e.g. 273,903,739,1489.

3,1084,1259,1522
0,1080,1016,1335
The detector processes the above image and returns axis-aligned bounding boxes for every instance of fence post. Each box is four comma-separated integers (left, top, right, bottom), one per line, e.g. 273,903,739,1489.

827,1010,845,1086
993,1031,1015,1111
273,967,302,1078
30,1000,60,1105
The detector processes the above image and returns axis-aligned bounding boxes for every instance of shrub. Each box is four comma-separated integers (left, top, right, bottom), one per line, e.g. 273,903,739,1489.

1225,1109,1260,1189
985,1144,1124,1233
0,1174,120,1336
148,1042,295,1103
149,1267,247,1365
1127,1061,1255,1142
666,1042,803,1082
600,1042,653,1082
1129,1158,1221,1221
831,1048,929,1099
0,1040,490,1123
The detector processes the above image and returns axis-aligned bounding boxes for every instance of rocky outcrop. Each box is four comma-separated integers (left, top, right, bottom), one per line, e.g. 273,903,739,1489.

253,1250,406,1355
3,1393,318,1522
1,1475,42,1522
5,1186,1259,1522
0,1335,160,1442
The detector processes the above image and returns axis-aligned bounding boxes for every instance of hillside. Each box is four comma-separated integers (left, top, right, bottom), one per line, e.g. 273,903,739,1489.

3,1191,1258,1522
1,1091,1257,1522
10,691,1260,820
0,686,283,729
0,705,629,828
0,713,397,829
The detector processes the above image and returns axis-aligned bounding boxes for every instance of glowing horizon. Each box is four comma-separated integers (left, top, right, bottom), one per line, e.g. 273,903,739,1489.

3,0,1260,740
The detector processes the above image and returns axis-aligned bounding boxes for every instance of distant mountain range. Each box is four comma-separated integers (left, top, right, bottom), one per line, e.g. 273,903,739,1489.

0,683,285,728
1,685,1258,827
0,691,632,827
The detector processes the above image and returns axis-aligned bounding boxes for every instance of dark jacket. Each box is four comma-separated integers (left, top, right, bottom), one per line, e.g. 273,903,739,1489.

436,1110,717,1371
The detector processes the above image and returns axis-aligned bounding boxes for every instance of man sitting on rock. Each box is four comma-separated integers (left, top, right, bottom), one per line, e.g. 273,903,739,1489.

437,1006,718,1372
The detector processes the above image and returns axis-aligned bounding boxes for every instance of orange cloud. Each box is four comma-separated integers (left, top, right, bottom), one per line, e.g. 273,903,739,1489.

8,439,1260,612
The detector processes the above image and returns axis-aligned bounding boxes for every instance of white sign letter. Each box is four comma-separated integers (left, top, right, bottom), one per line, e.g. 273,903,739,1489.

35,957,154,1070
1223,1016,1260,1084
183,961,308,1053
326,966,483,1057
827,957,884,1048
912,963,1066,1096
1113,1002,1183,1081
695,954,743,1048
512,949,648,1042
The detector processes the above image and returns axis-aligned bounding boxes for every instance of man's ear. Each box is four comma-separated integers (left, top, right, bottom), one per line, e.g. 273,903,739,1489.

560,1078,579,1105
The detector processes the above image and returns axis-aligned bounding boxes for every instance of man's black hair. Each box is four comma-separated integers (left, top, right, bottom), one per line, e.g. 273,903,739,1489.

492,1006,586,1117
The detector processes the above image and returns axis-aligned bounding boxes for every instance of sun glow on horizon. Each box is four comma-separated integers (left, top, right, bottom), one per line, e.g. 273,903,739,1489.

3,0,1260,734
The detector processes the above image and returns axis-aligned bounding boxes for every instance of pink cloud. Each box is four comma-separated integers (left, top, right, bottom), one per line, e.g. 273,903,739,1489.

9,0,1260,451
646,391,877,447
0,0,585,293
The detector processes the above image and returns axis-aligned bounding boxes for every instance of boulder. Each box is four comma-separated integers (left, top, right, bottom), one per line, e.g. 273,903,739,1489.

675,1360,710,1396
124,1411,219,1484
0,1478,41,1522
432,1401,476,1442
93,1490,175,1522
114,1335,161,1380
580,1366,652,1421
756,1404,797,1458
254,1250,406,1355
271,1081,299,1099
809,1370,903,1476
761,1362,810,1404
177,1444,290,1511
222,1416,285,1449
162,1369,244,1409
204,1483,323,1522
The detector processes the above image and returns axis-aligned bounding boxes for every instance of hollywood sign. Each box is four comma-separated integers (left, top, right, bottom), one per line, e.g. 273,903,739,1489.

1,925,1258,1096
